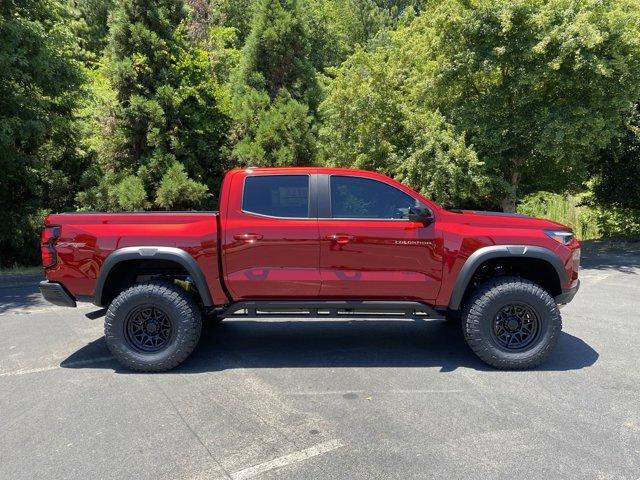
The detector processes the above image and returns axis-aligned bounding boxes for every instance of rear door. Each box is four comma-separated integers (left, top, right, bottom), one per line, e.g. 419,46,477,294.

222,171,321,299
317,174,443,301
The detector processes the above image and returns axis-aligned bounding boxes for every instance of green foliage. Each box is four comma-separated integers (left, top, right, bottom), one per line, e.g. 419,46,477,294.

233,90,316,166
156,162,209,209
4,0,640,265
0,0,84,266
320,46,492,207
397,112,491,208
234,0,318,104
230,0,319,166
517,192,600,240
518,191,640,240
591,104,640,210
210,0,255,46
302,0,417,70
111,175,148,210
68,0,115,65
80,0,230,211
418,0,640,210
594,206,640,239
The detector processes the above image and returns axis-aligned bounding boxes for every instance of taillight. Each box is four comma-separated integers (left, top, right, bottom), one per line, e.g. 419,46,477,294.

40,226,60,268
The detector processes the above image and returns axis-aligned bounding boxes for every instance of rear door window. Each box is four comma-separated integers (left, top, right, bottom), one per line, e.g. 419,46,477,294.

242,175,310,218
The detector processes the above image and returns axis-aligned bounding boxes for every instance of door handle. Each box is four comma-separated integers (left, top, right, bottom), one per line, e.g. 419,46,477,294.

326,234,354,245
233,233,263,243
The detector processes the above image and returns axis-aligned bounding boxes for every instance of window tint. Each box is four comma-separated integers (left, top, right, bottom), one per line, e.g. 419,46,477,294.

243,175,309,218
330,176,421,219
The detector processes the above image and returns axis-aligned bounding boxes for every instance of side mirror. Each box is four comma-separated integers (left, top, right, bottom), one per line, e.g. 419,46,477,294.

407,206,435,225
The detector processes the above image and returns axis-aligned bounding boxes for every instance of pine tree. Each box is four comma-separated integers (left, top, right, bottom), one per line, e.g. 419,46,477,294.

230,0,318,167
81,0,229,211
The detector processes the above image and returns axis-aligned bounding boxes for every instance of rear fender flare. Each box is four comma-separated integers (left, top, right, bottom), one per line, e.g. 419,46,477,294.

94,246,213,307
448,245,568,310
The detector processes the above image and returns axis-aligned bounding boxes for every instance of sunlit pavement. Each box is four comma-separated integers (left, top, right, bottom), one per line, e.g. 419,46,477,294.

1,244,639,479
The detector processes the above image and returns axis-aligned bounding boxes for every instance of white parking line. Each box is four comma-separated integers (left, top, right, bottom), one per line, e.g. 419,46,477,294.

288,389,464,396
229,439,344,480
0,356,114,377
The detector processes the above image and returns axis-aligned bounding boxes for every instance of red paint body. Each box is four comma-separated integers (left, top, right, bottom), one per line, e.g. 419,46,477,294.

42,168,580,308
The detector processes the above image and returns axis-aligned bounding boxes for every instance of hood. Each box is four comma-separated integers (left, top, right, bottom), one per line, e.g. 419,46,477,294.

444,209,571,231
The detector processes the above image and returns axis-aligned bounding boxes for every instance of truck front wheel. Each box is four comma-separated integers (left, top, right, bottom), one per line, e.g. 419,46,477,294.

462,276,562,369
104,281,202,372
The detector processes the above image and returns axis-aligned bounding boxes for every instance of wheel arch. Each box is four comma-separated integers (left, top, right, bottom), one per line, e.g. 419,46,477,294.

448,245,568,311
94,246,213,307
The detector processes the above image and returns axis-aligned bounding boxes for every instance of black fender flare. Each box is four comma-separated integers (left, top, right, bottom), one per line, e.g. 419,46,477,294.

94,246,213,307
448,245,568,311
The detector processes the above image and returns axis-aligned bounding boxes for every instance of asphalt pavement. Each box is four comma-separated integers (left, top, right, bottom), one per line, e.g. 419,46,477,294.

1,242,639,479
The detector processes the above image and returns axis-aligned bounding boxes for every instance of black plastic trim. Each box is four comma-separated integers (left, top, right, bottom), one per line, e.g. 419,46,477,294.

317,174,331,218
448,245,568,310
215,214,233,304
555,279,580,305
94,246,213,307
220,300,444,319
39,281,76,307
308,173,319,218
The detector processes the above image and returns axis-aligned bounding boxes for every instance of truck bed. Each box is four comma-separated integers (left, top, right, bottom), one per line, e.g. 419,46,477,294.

44,211,228,305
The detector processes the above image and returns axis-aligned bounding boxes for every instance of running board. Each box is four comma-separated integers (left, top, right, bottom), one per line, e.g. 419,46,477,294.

219,300,444,319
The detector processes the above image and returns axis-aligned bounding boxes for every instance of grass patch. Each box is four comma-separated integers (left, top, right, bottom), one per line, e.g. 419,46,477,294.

0,266,42,277
517,192,640,241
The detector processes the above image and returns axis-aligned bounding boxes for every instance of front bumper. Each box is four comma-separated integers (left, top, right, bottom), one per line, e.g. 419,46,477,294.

39,281,76,307
555,279,580,305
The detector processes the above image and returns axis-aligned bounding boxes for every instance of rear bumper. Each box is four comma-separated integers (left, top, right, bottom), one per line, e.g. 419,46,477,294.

39,281,76,307
555,279,580,305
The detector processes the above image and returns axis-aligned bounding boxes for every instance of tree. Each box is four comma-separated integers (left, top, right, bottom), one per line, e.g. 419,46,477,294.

0,0,84,266
419,0,640,211
320,45,492,208
229,0,319,166
233,89,316,166
79,0,230,211
234,0,318,104
68,0,115,65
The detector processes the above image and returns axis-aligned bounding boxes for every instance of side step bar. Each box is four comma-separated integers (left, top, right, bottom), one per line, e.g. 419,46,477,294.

219,300,444,319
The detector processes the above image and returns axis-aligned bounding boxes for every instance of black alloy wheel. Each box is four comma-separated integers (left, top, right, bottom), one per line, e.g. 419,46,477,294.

492,303,539,350
125,305,174,352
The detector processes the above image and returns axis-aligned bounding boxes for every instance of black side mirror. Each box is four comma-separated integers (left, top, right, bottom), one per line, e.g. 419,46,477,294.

407,206,435,225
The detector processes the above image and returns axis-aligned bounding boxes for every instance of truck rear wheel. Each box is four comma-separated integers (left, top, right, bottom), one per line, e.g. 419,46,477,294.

462,276,561,369
104,281,202,372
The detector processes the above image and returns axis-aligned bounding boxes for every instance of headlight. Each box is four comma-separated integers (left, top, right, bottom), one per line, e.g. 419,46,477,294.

545,230,574,245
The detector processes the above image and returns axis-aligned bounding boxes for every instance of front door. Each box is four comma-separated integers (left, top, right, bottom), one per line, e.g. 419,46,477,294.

318,174,443,302
222,172,320,299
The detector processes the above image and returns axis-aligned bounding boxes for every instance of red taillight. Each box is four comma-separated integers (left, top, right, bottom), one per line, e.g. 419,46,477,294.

41,246,56,268
40,226,60,268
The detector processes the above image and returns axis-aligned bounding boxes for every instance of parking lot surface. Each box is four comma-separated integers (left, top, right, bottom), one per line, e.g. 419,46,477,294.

1,242,639,479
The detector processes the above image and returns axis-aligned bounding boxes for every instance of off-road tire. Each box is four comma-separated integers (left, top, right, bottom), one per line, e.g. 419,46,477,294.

104,281,202,372
462,276,561,369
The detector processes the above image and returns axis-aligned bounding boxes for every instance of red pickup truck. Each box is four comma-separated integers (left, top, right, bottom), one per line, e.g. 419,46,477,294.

39,167,580,371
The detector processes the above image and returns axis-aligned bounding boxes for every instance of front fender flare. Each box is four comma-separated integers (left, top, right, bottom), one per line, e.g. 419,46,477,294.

448,245,568,311
94,246,213,307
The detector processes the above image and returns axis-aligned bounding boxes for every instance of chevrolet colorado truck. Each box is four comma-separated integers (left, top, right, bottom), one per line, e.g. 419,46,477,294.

39,167,580,371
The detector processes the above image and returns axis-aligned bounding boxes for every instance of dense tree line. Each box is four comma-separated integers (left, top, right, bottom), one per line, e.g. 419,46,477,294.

1,0,640,266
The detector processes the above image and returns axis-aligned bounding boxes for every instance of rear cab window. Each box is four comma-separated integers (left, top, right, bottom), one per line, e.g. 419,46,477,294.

242,175,310,218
